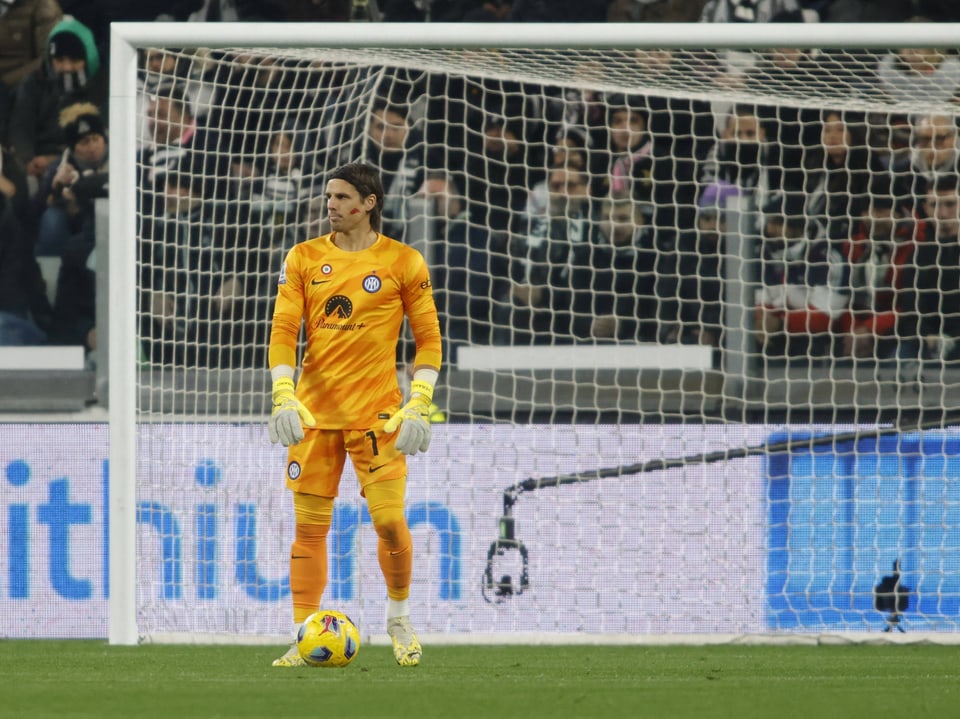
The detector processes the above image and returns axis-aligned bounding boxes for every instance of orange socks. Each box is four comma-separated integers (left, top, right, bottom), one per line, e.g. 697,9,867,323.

366,478,412,601
290,523,330,624
374,520,412,601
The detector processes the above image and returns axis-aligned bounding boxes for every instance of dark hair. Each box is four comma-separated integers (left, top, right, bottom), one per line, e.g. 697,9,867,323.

152,81,193,118
605,93,648,125
49,31,86,62
820,108,866,143
932,173,960,195
64,112,105,146
372,98,409,122
328,161,385,231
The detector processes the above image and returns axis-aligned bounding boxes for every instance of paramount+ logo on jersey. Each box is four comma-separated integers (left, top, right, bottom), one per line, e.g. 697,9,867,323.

314,295,364,332
324,295,353,318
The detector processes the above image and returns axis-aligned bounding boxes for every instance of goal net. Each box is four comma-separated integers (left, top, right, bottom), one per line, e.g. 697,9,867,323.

110,22,960,644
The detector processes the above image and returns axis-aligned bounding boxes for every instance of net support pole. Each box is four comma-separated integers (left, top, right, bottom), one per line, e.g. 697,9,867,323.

107,25,140,646
721,194,755,394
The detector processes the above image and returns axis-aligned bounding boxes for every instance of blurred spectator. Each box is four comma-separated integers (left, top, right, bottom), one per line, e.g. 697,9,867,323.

364,97,429,241
431,173,507,347
897,173,960,383
34,102,107,256
891,113,960,214
0,146,51,345
523,126,589,224
703,4,825,94
464,111,540,235
197,53,316,198
417,171,471,228
0,138,30,228
699,104,773,217
137,81,198,198
672,182,740,348
0,0,63,89
754,191,848,359
838,180,922,360
541,77,608,149
699,0,805,22
741,39,883,196
48,210,97,356
589,93,653,210
241,118,311,246
137,48,205,148
36,102,109,256
138,160,258,368
629,51,715,232
494,163,593,344
8,14,104,189
876,28,960,106
585,192,669,343
803,109,873,241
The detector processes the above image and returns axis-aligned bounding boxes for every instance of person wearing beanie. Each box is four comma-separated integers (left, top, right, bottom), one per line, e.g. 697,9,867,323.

62,106,105,149
47,27,87,70
34,101,107,256
7,14,104,184
32,100,106,361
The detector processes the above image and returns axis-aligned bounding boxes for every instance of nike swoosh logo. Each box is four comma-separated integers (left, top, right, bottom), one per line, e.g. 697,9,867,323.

311,279,331,285
291,555,311,559
369,463,388,473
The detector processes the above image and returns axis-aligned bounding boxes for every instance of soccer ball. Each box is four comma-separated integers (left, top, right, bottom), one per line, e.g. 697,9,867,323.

296,610,361,667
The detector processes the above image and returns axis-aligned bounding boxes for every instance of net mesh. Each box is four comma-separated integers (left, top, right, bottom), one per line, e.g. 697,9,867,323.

130,39,960,640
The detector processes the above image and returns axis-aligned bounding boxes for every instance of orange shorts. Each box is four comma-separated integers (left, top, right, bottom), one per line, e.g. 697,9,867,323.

284,420,407,498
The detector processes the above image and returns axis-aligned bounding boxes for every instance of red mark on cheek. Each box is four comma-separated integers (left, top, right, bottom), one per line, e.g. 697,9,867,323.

350,208,360,214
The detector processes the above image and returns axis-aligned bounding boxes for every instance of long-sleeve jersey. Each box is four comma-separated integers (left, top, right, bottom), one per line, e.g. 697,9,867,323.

269,232,442,429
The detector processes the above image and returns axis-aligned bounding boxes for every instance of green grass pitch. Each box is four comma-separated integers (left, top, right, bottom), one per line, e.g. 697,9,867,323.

2,640,958,719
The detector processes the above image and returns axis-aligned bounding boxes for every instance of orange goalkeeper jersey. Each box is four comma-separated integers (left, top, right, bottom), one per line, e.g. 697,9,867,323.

269,232,442,429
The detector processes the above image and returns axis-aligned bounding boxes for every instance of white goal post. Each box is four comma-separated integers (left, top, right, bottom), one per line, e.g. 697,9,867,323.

110,22,960,646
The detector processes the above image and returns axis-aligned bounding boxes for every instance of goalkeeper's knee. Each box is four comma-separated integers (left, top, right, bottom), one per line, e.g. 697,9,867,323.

366,478,407,532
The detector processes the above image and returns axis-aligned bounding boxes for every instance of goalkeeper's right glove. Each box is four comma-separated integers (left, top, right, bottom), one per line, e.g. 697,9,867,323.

268,377,316,446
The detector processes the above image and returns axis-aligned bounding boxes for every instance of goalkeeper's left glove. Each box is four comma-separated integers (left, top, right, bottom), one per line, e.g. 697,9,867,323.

384,379,433,455
268,377,316,446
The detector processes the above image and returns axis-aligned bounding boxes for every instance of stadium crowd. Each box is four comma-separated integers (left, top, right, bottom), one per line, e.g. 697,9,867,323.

1,0,960,381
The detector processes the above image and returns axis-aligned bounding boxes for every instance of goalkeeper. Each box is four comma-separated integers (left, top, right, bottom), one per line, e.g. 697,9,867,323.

266,161,442,668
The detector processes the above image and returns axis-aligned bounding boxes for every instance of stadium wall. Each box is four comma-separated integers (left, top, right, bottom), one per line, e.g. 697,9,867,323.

3,422,959,640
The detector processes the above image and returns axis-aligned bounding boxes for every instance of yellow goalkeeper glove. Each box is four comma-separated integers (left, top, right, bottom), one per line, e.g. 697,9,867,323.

384,379,433,455
268,377,316,446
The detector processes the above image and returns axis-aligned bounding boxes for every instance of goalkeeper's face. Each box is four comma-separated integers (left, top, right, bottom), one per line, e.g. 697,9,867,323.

325,179,371,232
